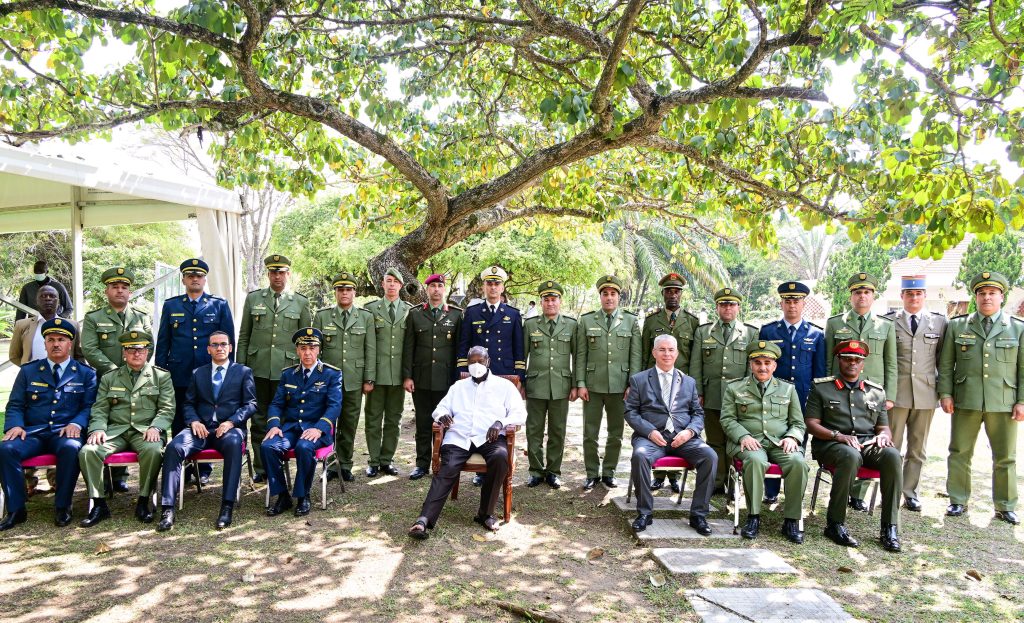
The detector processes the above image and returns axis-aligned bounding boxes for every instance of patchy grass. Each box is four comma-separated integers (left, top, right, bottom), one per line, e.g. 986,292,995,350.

0,402,1021,622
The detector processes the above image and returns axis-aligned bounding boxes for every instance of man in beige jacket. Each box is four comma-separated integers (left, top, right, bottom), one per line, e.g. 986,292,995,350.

9,285,82,365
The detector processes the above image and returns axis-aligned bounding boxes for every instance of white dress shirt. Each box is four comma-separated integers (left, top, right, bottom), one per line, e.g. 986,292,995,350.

31,322,47,361
432,375,527,450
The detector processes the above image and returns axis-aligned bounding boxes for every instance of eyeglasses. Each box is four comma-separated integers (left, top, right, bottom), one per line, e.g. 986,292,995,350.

209,342,231,349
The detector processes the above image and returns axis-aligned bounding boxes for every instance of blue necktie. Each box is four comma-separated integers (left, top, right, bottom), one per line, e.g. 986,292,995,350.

788,324,796,345
303,368,311,384
52,363,61,386
213,365,224,399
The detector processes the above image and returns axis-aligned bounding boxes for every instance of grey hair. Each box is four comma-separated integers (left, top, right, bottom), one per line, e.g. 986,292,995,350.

653,334,678,349
467,345,490,362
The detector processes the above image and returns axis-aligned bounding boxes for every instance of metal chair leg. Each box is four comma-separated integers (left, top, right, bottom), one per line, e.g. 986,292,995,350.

320,459,329,510
676,468,689,505
625,463,634,503
868,479,879,516
731,464,741,534
177,464,185,511
809,466,824,514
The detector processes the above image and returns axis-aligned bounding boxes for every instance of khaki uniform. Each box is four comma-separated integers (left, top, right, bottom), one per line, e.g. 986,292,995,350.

721,377,808,519
523,314,577,478
79,363,175,497
641,308,700,373
81,306,152,376
363,298,411,467
938,312,1024,511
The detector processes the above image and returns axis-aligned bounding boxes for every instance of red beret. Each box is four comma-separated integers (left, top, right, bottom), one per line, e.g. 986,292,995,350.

424,274,445,285
834,339,869,359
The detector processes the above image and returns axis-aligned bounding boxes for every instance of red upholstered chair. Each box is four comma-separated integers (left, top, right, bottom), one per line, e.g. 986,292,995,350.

263,444,343,510
809,463,881,516
176,445,253,510
728,458,804,534
625,455,694,506
431,422,520,523
0,454,59,517
96,451,158,508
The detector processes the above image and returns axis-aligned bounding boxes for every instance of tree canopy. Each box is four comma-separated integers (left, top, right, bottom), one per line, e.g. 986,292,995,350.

820,237,893,314
956,232,1023,291
1,1,1022,290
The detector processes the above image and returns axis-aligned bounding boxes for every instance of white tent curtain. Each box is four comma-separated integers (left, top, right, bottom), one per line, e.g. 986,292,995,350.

198,206,245,331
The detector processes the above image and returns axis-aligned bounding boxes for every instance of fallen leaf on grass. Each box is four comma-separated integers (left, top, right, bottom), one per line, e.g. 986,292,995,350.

837,566,853,573
472,534,487,542
966,569,982,581
649,573,666,588
241,572,256,583
586,547,604,562
94,543,111,556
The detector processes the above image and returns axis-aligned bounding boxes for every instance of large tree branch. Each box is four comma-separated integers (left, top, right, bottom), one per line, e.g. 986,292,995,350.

591,0,647,128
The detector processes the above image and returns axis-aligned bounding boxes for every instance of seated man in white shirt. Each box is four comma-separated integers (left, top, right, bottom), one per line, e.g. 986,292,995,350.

408,346,526,538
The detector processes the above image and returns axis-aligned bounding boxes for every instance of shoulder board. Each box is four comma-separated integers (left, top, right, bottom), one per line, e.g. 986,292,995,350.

877,315,893,322
828,313,843,320
864,379,884,390
776,378,794,385
504,305,520,312
152,365,170,373
880,312,895,320
246,288,262,295
206,294,226,301
466,302,484,310
698,321,712,328
291,292,310,301
365,299,382,308
282,364,301,372
950,314,968,320
813,376,835,384
684,310,699,319
725,377,746,387
563,316,578,324
581,311,597,317
644,307,663,319
315,306,334,314
806,321,823,330
358,307,374,315
744,322,759,331
72,359,95,370
446,304,462,311
84,309,102,317
320,362,341,371
621,310,637,317
1011,315,1024,324
928,311,944,316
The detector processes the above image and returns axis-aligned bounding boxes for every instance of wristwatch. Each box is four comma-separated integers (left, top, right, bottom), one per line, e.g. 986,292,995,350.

830,430,839,440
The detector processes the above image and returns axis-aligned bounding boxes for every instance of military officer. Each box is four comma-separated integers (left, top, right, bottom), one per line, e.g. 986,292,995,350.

642,273,701,493
363,268,411,477
824,272,897,511
758,280,825,504
79,331,175,527
0,319,97,530
883,275,946,512
939,271,1023,525
575,275,642,490
689,287,760,491
156,258,235,484
806,339,902,552
236,254,310,483
314,271,376,481
402,274,462,480
720,341,808,543
263,328,342,517
523,280,577,489
81,266,153,493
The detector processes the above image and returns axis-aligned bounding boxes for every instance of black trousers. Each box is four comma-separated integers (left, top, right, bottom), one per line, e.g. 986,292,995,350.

418,438,508,525
412,389,447,470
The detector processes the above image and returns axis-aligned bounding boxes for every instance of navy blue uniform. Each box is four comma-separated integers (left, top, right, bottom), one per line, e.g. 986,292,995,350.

457,302,525,381
759,319,826,409
0,359,97,512
262,362,342,499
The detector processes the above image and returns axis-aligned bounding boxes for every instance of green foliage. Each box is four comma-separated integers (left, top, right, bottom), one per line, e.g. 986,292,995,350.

718,243,779,322
955,234,1023,292
820,239,893,315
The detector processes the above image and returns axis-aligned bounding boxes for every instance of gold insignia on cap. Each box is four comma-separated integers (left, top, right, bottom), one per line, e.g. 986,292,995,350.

983,272,990,279
306,328,313,335
131,331,138,338
851,340,859,348
788,283,795,290
606,276,612,282
274,255,280,261
859,273,866,279
491,266,498,272
724,288,731,294
759,341,766,348
117,268,124,275
192,259,199,266
547,281,553,287
54,319,62,325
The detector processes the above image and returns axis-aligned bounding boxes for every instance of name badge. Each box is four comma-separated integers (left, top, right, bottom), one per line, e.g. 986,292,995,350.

284,384,297,389
925,333,940,338
171,313,185,317
30,381,49,387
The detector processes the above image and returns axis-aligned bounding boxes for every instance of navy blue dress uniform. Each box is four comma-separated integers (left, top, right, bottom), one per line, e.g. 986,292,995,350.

456,266,526,384
262,328,342,513
759,282,827,409
155,259,236,437
0,319,97,530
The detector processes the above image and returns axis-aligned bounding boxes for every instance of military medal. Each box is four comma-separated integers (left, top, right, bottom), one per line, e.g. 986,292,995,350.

100,333,107,340
111,397,119,405
31,394,37,401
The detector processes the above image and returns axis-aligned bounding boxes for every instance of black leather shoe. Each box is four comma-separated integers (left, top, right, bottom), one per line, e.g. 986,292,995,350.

946,503,967,517
199,474,211,486
113,480,130,494
472,474,483,487
995,510,1020,525
601,476,617,489
216,504,233,529
365,466,379,477
54,508,72,528
526,476,544,487
763,496,779,506
79,501,110,528
156,508,175,532
409,467,428,480
341,469,355,482
326,471,340,482
880,523,901,552
650,476,665,491
381,464,400,476
824,522,859,547
741,515,760,539
781,518,804,544
689,516,713,536
266,494,293,516
669,478,681,494
0,508,28,531
252,473,267,484
546,473,562,489
632,513,654,532
135,496,154,523
583,477,599,491
904,497,922,512
294,497,311,517
848,497,868,512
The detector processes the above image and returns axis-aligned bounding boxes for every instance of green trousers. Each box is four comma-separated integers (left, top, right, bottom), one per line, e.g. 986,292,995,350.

703,409,729,489
364,384,405,467
79,430,164,498
889,407,935,501
947,409,1018,511
582,392,625,479
332,388,364,472
526,397,569,477
732,445,808,519
814,440,902,526
250,377,278,475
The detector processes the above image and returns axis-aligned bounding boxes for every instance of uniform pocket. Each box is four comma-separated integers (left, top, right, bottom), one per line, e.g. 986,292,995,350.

701,342,719,362
556,334,572,355
995,338,1018,363
954,337,976,359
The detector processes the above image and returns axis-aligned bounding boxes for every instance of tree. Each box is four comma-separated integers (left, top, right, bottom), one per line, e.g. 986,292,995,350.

777,224,841,281
2,1,1023,293
819,238,893,315
956,233,1023,292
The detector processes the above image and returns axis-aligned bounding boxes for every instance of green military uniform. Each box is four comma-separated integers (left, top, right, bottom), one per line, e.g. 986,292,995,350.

806,372,902,528
314,272,377,475
363,269,412,470
79,331,175,499
575,276,642,481
236,255,311,476
641,273,700,373
939,272,1024,513
721,341,808,520
689,287,759,488
523,281,577,480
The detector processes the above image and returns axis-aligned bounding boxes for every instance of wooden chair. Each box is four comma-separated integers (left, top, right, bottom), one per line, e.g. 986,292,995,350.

431,422,520,523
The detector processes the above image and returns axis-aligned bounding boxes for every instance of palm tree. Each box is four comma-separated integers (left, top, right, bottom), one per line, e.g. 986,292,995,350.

777,225,843,281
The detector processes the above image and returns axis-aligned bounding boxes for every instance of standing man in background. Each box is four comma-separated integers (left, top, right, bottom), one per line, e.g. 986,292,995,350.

16,259,73,320
236,254,310,483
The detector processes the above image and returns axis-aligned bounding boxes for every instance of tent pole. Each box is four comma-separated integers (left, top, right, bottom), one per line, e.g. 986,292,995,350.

71,186,84,321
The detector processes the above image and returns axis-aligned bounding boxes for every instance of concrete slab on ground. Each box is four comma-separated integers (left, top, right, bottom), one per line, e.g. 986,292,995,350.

632,517,738,540
610,495,717,513
685,588,852,622
652,548,796,574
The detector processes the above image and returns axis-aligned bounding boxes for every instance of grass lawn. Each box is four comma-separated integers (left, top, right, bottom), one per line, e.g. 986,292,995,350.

0,398,1021,622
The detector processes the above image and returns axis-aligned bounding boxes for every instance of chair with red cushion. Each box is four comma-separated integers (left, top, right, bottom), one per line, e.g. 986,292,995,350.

94,451,157,508
728,458,803,534
625,455,694,506
263,444,343,510
0,454,60,517
176,445,253,510
809,463,881,516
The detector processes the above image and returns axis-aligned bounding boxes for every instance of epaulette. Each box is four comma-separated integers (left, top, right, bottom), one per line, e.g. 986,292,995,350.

1011,315,1024,324
320,362,341,371
466,302,484,310
928,311,944,316
71,359,95,370
877,315,893,322
806,321,824,330
950,313,968,320
775,377,794,385
563,315,579,324
282,364,301,372
645,307,663,319
622,309,637,316
864,379,884,390
828,313,843,320
246,288,261,295
446,304,463,311
581,310,597,317
813,376,835,384
152,365,169,373
206,294,226,301
292,292,310,301
880,312,895,320
316,305,334,314
698,321,713,329
684,310,699,319
744,322,759,331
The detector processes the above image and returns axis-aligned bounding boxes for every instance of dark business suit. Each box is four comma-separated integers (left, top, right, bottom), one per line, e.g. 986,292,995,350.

624,367,717,518
160,363,256,506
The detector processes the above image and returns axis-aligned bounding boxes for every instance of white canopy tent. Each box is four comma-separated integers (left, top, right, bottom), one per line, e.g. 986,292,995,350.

0,143,245,320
